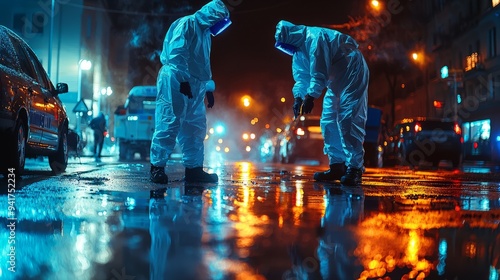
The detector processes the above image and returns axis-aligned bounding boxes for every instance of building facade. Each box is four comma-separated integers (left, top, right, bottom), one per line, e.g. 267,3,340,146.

421,0,500,162
0,0,116,132
383,0,500,162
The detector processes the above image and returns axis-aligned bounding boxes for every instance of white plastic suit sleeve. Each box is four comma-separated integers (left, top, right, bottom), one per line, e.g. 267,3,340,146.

308,34,332,98
206,80,216,92
161,21,192,82
292,54,309,99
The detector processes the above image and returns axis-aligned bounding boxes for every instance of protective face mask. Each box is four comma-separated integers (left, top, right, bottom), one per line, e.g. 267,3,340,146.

210,17,232,36
275,42,296,56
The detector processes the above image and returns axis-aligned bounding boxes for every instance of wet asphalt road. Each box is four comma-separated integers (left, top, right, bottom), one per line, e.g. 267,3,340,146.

1,157,500,280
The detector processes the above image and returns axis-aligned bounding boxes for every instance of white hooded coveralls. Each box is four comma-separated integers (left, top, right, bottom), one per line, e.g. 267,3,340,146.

150,0,229,168
275,20,370,169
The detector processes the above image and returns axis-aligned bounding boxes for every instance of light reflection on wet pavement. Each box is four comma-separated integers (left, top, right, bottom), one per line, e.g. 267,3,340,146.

1,159,500,279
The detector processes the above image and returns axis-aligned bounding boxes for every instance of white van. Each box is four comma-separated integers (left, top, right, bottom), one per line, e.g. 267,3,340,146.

114,86,156,160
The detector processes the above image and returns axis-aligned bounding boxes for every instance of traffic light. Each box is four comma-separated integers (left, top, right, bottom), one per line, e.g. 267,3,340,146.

440,65,449,79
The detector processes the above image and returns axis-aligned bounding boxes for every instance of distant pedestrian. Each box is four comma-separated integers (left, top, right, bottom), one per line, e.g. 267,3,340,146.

90,112,107,162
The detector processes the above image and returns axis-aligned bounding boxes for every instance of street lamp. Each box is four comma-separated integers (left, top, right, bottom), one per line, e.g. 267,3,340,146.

241,95,251,108
369,0,383,14
440,66,462,122
76,59,92,134
97,86,113,116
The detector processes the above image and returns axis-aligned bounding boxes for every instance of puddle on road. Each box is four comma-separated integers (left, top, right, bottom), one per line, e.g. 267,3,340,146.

1,165,500,279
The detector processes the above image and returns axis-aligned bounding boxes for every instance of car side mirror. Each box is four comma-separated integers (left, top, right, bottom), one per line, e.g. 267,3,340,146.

56,83,68,94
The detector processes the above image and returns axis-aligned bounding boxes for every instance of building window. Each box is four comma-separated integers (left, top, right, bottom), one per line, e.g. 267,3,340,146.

493,0,500,8
13,13,27,33
488,75,495,100
31,12,45,34
496,74,500,101
465,52,479,71
457,51,463,69
488,28,497,58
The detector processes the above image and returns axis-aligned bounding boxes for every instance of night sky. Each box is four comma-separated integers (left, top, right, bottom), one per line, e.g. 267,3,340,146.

208,0,356,107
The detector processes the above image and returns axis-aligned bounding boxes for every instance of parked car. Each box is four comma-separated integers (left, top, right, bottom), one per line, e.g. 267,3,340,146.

0,25,69,176
114,86,156,160
278,115,327,165
276,107,384,167
381,117,463,168
363,106,383,168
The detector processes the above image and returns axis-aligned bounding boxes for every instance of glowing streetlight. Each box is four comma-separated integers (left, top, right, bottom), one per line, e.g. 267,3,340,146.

97,86,113,116
412,52,419,61
241,95,251,107
215,125,225,135
370,0,382,12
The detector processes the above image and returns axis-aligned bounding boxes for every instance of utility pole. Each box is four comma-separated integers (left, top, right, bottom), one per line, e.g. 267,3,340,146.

440,66,462,122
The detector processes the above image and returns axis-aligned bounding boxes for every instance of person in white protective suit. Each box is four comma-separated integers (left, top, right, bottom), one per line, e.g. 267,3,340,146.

275,20,369,186
150,0,231,184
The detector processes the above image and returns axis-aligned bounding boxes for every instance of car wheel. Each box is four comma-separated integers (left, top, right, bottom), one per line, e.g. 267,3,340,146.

142,144,151,160
5,119,27,176
451,154,462,169
398,145,414,168
364,143,378,168
49,128,68,174
119,141,128,160
284,143,295,164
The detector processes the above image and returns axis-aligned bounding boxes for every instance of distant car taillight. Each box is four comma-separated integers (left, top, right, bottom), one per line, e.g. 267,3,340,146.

115,106,127,115
454,123,462,135
296,128,305,136
414,123,422,133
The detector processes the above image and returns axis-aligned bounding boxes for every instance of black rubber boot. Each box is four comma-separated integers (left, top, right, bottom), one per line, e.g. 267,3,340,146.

313,163,346,182
340,167,363,186
150,165,169,184
185,167,218,183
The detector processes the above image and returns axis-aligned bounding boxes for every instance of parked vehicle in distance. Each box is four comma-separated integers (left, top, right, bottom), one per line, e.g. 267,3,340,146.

274,107,383,167
114,86,156,160
0,25,69,176
364,107,383,168
381,117,463,168
278,115,328,165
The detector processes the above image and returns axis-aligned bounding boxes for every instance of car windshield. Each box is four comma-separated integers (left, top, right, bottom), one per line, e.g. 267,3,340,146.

127,96,156,114
418,121,455,131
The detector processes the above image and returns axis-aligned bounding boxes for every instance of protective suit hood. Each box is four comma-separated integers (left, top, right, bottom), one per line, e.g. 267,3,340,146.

195,0,230,30
275,20,307,48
